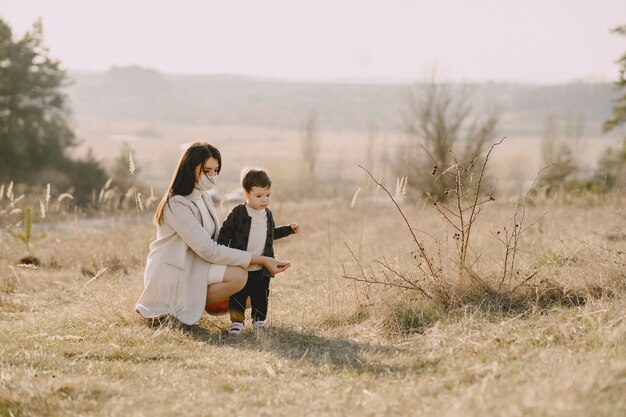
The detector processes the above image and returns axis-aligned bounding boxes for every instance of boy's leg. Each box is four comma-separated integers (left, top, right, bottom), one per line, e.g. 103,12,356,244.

250,273,271,322
229,274,251,324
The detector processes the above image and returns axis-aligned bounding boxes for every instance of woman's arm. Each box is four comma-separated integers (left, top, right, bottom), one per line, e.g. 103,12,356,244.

250,255,291,275
164,197,252,267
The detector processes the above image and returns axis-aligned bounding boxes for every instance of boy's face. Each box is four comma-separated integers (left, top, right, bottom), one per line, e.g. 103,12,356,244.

244,186,271,210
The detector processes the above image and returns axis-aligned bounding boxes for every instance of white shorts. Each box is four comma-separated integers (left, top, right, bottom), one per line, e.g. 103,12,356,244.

208,263,227,285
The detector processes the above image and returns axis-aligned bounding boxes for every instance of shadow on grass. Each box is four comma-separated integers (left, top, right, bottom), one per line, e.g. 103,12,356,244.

182,323,437,375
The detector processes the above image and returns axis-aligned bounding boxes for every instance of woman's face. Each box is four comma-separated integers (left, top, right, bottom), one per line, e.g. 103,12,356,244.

194,157,220,183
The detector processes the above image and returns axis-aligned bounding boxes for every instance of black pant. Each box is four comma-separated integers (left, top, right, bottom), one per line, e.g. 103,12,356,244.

229,270,270,323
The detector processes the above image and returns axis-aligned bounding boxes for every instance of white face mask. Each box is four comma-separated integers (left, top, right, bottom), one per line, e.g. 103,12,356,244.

196,174,216,191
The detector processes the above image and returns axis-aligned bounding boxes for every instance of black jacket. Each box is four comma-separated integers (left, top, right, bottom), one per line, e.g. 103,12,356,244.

217,204,294,277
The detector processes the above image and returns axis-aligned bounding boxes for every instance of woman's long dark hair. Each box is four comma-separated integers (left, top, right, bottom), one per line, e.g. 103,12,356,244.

154,142,221,225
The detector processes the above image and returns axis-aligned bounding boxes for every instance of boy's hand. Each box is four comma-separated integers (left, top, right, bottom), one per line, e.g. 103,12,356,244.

290,223,300,234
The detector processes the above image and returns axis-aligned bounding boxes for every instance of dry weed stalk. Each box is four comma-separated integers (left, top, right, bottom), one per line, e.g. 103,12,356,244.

5,206,46,254
492,166,551,293
342,243,434,301
426,137,504,278
342,165,441,301
357,165,438,278
96,179,148,213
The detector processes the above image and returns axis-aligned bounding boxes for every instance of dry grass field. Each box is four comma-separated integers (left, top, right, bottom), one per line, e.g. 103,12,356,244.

1,189,625,416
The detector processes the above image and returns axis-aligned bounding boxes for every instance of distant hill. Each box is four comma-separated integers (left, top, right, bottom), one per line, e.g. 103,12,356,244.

66,66,622,137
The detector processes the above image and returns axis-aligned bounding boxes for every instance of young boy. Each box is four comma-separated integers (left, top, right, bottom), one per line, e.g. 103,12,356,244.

217,168,299,334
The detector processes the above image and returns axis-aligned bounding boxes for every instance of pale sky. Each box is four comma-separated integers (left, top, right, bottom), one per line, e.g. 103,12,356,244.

2,0,625,83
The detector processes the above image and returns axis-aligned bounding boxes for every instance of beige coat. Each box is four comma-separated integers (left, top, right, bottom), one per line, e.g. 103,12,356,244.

135,193,252,325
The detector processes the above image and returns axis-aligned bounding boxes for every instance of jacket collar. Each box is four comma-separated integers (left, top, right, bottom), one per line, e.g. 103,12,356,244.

200,193,220,238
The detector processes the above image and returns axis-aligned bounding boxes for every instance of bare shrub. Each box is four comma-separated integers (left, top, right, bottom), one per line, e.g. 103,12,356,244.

394,76,499,200
342,142,592,314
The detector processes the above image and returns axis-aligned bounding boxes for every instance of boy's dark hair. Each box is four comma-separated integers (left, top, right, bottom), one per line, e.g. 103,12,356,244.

241,167,271,191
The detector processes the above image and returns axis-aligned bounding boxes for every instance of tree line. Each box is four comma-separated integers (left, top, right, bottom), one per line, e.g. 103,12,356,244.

0,18,107,205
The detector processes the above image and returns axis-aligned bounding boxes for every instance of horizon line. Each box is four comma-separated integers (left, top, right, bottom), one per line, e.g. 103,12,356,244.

64,66,616,87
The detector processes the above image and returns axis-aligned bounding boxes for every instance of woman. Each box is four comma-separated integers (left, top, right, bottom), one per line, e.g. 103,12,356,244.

135,142,290,325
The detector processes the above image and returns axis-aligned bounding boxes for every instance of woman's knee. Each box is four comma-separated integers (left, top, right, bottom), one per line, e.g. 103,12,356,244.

226,266,247,291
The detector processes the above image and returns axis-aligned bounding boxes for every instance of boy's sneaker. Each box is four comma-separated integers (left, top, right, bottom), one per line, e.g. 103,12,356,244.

252,320,267,331
229,322,244,335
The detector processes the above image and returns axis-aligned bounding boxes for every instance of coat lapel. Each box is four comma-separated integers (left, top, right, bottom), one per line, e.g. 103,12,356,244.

201,193,220,239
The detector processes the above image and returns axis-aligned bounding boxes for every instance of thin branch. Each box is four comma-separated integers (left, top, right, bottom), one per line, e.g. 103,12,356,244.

341,274,421,291
359,165,438,277
510,269,541,293
431,204,463,232
430,197,462,219
508,164,553,285
463,137,505,265
344,242,367,279
373,260,433,300
573,237,625,255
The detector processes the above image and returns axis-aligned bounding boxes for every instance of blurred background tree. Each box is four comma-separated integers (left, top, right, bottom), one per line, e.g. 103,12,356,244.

394,76,499,200
537,112,581,193
301,110,320,179
603,25,626,133
0,18,106,205
598,24,626,191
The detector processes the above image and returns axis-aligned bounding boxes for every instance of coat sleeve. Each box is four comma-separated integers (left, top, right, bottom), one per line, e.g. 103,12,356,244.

164,197,252,268
273,225,294,240
217,207,238,246
268,209,293,240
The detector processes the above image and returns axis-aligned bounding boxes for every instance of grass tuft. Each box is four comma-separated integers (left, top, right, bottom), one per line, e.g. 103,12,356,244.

382,298,442,335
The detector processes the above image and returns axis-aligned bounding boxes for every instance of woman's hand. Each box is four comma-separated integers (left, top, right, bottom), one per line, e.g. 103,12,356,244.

251,255,291,276
264,257,291,275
